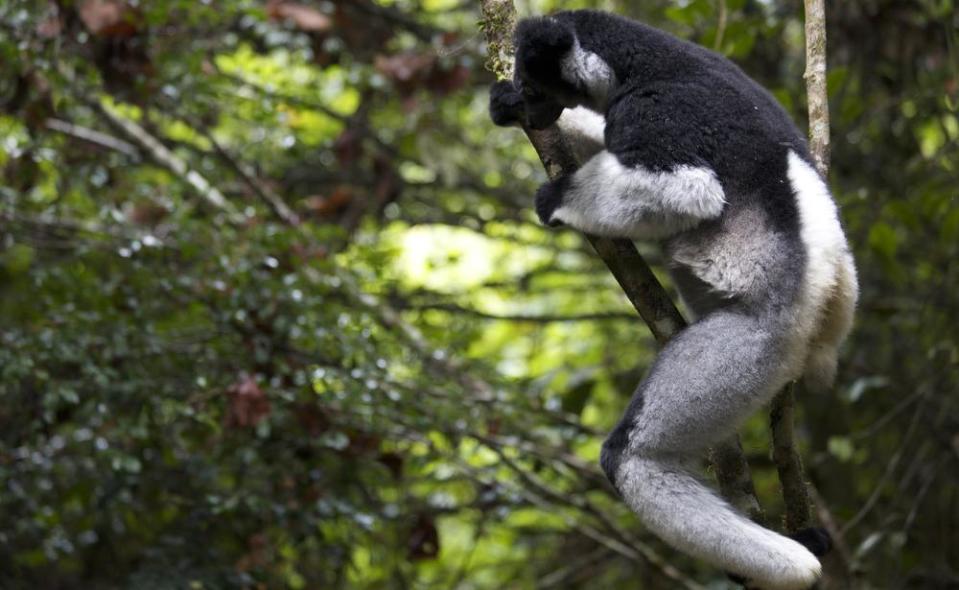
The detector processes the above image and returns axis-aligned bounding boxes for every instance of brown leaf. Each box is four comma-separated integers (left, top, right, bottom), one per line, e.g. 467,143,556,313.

426,63,470,95
374,52,436,95
301,186,354,218
78,0,140,38
267,0,332,32
295,403,331,436
333,128,363,165
224,375,271,428
36,10,62,39
127,202,169,226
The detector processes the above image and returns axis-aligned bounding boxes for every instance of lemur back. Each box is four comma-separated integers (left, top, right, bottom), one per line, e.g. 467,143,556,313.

490,9,857,589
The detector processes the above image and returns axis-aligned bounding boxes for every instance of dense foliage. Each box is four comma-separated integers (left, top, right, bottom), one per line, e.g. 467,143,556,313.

1,0,957,588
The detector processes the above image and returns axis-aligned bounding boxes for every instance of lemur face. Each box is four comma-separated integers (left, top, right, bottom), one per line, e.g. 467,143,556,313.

514,79,565,129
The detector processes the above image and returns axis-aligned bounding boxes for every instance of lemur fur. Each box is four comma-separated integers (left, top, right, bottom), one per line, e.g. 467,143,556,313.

488,10,857,590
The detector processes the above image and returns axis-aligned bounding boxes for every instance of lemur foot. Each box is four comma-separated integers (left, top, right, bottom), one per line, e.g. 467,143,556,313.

534,176,571,226
789,527,832,557
726,529,830,589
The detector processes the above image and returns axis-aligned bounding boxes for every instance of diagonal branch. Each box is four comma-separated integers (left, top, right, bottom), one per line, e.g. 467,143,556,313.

479,0,762,521
90,98,241,220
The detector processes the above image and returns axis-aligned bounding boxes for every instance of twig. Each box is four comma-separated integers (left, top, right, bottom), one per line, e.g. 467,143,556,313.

538,546,613,588
840,394,926,535
714,0,728,52
479,0,762,520
401,301,639,323
91,99,241,219
770,383,812,531
44,118,140,158
197,125,300,225
471,440,705,590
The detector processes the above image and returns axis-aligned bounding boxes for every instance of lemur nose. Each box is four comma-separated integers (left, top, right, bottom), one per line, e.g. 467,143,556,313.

547,217,565,228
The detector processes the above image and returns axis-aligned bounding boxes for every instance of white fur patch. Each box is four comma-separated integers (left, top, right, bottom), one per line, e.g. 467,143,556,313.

787,150,858,384
556,106,606,163
616,457,822,590
550,151,726,240
560,38,616,109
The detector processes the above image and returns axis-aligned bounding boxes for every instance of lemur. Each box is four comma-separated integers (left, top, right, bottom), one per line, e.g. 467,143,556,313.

489,10,857,590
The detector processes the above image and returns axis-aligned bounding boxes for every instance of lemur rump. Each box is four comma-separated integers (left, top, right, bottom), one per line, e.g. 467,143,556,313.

489,10,857,590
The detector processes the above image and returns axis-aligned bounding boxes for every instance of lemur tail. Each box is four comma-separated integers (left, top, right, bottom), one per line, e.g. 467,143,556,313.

802,249,858,394
617,456,821,590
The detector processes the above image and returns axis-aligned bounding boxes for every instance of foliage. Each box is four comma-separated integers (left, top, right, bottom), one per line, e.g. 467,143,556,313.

1,0,957,588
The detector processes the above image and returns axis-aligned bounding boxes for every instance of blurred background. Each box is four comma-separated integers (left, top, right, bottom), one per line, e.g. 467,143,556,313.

1,0,957,588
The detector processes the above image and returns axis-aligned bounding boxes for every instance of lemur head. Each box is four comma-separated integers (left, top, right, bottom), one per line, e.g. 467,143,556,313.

514,16,617,113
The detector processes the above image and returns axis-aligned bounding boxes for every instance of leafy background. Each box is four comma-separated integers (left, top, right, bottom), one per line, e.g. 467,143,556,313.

1,0,957,588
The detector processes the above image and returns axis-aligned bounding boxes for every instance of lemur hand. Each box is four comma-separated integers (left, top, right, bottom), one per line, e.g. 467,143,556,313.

534,175,571,227
489,80,564,130
489,80,526,127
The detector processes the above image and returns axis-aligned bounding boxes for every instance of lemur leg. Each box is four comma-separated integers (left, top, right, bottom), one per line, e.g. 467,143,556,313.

601,310,822,590
536,150,726,240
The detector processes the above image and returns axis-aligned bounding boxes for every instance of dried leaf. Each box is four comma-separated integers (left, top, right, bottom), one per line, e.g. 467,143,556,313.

302,186,354,217
267,0,332,32
225,375,271,428
78,0,140,38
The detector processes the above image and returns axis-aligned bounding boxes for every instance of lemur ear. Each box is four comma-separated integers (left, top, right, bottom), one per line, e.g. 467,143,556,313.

514,17,575,84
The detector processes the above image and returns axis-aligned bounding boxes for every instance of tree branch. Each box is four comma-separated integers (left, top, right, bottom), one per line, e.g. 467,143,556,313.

804,0,831,176
479,0,762,521
90,99,241,220
44,118,140,158
768,0,833,537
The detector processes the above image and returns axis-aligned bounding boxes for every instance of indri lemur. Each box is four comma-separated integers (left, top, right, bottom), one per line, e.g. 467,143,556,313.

489,10,857,590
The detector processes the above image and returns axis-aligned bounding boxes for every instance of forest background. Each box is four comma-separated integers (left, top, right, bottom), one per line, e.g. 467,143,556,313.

1,0,957,588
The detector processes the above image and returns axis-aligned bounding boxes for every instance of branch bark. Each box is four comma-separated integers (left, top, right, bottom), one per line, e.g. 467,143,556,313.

479,0,762,521
804,0,831,176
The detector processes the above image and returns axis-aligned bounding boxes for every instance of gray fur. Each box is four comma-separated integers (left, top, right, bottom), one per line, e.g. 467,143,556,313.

559,36,617,110
553,73,846,590
550,151,727,240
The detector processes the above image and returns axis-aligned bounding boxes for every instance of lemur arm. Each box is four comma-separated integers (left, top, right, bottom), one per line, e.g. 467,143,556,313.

538,84,727,240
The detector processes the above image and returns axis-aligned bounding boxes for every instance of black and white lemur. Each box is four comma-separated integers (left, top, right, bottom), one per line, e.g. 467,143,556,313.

489,10,857,590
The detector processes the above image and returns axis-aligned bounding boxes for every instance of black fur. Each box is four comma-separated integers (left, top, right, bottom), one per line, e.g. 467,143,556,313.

497,10,813,236
599,387,646,488
489,80,525,126
789,527,833,557
489,79,564,130
514,17,576,98
534,175,571,225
